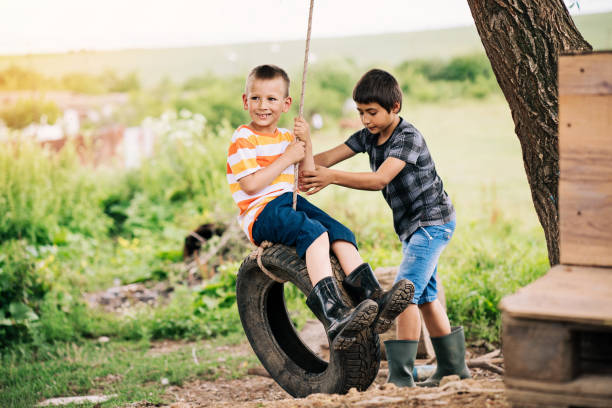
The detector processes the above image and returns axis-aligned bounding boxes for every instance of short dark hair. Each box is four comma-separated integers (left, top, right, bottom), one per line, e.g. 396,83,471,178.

246,64,290,97
353,69,402,113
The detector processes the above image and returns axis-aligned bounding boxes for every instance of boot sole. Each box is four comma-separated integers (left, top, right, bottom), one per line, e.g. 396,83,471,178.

373,280,415,334
332,300,378,351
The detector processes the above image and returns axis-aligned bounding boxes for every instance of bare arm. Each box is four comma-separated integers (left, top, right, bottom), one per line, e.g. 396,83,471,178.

238,140,305,195
313,143,356,168
301,156,406,195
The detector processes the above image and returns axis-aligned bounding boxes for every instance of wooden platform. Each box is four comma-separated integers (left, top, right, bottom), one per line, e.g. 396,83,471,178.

501,267,612,407
500,264,612,326
501,52,612,408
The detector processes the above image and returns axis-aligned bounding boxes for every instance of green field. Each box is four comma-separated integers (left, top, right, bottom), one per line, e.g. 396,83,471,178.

1,12,609,85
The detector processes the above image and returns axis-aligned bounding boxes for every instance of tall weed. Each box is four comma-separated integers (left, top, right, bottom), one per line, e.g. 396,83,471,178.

441,219,549,342
0,136,111,245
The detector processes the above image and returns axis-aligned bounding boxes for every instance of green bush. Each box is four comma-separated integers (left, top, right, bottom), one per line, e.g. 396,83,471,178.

61,73,106,94
0,66,55,90
0,241,51,347
0,99,61,129
100,69,141,93
434,54,494,82
395,54,499,102
0,137,112,245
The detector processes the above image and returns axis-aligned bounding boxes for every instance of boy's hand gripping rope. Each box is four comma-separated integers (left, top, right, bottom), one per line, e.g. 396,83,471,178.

292,0,314,211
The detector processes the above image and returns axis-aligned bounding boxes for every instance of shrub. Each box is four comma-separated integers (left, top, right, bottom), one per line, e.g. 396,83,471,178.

0,66,54,90
0,136,111,245
0,99,60,129
0,241,51,347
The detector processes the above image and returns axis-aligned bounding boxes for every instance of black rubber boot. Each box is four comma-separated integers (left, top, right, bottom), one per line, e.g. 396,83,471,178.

306,276,378,351
417,326,471,387
343,263,414,334
384,339,419,387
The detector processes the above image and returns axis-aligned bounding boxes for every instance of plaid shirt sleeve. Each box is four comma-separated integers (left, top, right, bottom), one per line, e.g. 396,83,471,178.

344,129,367,153
388,127,423,165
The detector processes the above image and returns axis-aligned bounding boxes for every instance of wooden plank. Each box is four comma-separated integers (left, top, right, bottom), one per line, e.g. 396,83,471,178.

506,375,612,400
559,93,612,267
506,387,612,408
500,265,612,325
559,52,612,95
502,316,576,382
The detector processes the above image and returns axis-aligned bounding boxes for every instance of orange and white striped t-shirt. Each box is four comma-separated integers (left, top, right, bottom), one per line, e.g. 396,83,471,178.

227,125,295,242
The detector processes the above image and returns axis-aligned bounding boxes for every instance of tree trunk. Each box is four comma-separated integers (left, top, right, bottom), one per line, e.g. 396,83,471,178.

466,0,591,265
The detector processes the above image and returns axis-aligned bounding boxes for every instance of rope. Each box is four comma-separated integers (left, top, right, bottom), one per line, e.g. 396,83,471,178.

251,2,315,283
293,0,315,210
249,241,286,283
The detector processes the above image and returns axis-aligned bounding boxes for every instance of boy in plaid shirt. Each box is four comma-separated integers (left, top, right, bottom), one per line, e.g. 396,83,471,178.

301,69,470,387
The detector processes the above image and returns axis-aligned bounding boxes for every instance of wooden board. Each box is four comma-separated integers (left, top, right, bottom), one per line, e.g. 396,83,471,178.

558,53,612,267
506,375,612,408
500,264,612,325
559,52,612,96
503,316,577,382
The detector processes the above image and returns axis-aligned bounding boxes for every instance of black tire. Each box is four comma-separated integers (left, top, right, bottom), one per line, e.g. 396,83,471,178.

236,244,381,397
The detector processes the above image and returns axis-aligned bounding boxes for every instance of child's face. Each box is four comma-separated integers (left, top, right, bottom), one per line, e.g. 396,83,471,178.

242,77,291,134
355,101,400,137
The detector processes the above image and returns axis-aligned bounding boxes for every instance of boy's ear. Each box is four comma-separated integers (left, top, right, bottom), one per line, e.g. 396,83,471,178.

282,96,292,112
392,102,400,114
242,93,248,110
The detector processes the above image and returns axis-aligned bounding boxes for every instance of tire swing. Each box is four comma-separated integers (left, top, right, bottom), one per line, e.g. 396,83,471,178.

235,0,381,397
236,244,381,397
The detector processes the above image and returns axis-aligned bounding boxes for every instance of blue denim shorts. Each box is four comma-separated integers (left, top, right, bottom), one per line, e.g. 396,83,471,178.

396,219,455,305
251,192,357,258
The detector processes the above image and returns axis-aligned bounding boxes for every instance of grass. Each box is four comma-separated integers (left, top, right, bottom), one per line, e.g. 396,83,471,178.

0,95,551,405
0,332,259,408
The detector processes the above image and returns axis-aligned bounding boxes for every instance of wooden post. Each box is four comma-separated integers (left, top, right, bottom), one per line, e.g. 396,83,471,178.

500,52,612,408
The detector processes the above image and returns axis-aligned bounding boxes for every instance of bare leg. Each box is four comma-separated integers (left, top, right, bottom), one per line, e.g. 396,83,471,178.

331,240,363,276
305,232,333,286
396,304,421,341
397,299,451,341
419,300,451,338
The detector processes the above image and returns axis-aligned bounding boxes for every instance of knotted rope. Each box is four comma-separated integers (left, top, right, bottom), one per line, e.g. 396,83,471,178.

250,241,286,283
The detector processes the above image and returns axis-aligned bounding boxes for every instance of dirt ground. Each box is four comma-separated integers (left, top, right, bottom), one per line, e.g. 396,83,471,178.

159,363,507,408
138,337,508,408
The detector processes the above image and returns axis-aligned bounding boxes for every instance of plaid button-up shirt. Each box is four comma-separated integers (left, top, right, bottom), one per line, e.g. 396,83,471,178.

345,117,455,241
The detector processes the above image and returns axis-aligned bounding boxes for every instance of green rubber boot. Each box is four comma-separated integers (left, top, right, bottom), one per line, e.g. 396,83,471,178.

384,339,419,387
418,326,471,387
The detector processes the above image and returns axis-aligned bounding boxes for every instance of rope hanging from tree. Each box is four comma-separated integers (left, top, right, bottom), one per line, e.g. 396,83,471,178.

255,0,315,280
293,0,315,210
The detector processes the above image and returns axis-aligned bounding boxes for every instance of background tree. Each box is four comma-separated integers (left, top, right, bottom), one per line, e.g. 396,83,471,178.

466,0,592,265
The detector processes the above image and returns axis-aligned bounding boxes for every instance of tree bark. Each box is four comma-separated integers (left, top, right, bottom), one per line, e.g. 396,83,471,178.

466,0,591,265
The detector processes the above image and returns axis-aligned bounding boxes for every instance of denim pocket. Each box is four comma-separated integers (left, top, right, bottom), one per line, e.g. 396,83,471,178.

424,225,453,241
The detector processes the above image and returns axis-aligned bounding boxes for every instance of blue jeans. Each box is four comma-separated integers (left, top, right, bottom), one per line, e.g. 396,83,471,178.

251,192,357,259
396,220,455,305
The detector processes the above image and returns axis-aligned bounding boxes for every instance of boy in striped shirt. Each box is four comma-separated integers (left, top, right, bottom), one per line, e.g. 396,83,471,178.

227,65,413,350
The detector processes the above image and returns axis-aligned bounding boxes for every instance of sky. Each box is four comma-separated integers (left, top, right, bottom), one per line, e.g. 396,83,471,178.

1,0,611,55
